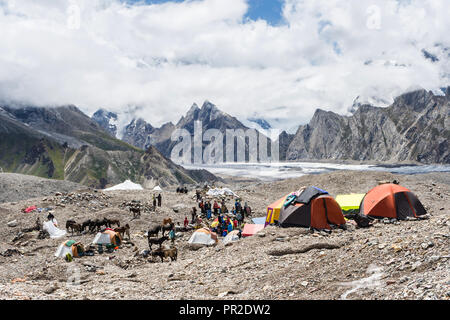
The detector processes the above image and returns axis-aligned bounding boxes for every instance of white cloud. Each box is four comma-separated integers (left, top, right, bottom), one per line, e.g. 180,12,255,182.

0,0,448,130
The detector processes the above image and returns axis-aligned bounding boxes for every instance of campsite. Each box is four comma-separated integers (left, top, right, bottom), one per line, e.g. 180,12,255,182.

0,170,448,300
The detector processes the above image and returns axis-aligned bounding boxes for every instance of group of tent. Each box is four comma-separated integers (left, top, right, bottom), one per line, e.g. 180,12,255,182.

187,227,242,246
54,228,123,259
261,183,427,232
188,183,427,244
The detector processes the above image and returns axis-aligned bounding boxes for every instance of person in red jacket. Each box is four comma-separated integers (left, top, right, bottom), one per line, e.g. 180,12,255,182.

213,200,220,215
184,216,189,228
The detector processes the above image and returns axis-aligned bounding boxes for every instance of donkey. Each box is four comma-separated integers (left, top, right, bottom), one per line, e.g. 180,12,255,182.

147,236,168,251
147,225,162,238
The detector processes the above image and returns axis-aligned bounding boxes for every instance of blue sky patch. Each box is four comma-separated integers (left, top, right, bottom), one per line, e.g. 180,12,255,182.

123,0,285,25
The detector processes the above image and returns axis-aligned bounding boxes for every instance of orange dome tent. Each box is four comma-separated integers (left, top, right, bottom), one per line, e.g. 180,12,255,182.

360,184,426,219
278,195,346,230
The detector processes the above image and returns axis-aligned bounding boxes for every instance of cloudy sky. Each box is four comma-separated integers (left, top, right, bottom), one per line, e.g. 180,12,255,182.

0,0,448,131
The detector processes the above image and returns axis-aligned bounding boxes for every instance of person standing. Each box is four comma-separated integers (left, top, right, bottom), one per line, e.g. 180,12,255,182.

206,201,212,218
157,193,162,207
184,216,189,228
169,228,176,245
191,207,197,224
213,200,220,216
199,200,205,215
152,194,156,209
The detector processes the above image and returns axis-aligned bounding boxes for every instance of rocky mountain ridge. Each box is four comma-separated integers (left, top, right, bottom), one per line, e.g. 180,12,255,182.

0,104,218,188
93,88,449,164
286,88,450,164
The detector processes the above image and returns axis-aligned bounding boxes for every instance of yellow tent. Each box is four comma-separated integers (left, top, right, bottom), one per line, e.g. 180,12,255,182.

211,218,219,228
335,194,365,215
265,194,290,226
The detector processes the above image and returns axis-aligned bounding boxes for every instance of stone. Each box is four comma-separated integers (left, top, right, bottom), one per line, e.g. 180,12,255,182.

7,220,18,227
44,285,58,294
257,233,266,238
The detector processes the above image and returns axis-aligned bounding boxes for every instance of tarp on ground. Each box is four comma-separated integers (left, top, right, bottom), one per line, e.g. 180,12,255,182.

252,217,267,225
104,180,144,191
152,186,163,191
43,221,66,239
242,224,265,237
24,205,37,213
188,228,218,246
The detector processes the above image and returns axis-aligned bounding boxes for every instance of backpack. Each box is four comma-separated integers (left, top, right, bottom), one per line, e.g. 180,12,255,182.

354,213,372,228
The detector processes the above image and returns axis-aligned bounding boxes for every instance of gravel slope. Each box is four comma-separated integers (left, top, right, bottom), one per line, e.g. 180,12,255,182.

0,173,84,204
0,170,448,300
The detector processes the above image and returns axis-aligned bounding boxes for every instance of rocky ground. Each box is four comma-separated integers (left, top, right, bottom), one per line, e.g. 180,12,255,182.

0,170,448,300
0,173,83,204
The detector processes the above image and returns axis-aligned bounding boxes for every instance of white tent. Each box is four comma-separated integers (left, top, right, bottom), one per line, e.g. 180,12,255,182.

223,230,241,245
54,242,74,258
206,187,238,197
92,229,121,245
188,228,218,246
43,221,66,239
104,180,144,191
152,185,163,191
92,232,112,245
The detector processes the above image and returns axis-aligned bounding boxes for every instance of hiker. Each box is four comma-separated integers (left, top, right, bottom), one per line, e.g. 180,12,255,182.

233,218,238,229
196,190,201,201
236,211,242,222
169,228,176,244
184,216,189,228
204,201,211,218
47,212,58,227
228,221,233,233
199,200,205,215
243,202,248,215
191,207,197,224
157,194,162,207
213,200,220,215
221,201,228,214
235,199,241,213
152,194,157,208
221,220,227,234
